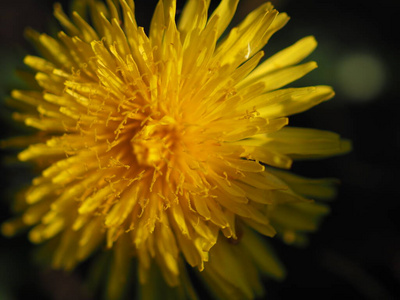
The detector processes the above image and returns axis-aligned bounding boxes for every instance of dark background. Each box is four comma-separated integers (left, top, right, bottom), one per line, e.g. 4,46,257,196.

0,0,399,299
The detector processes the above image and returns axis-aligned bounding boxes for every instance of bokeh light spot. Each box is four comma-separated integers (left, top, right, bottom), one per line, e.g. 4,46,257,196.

336,52,386,102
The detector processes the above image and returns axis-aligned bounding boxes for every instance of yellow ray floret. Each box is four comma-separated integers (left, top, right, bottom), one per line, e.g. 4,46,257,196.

2,1,350,299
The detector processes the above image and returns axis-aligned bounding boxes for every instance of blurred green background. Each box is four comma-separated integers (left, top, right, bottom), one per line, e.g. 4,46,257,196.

0,0,399,299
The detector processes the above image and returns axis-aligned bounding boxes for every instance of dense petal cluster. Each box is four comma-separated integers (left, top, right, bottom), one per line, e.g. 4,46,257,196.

2,0,350,299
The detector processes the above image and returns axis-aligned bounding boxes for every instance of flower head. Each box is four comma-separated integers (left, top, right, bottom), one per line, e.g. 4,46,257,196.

2,0,350,299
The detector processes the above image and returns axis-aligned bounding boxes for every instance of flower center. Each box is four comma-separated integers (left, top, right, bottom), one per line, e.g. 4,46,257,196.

131,117,179,167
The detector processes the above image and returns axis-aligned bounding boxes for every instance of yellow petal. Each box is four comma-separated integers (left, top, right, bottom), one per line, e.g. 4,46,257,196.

18,143,66,161
71,11,100,42
268,169,339,200
215,8,277,67
247,36,317,79
208,0,239,39
178,0,210,41
53,3,80,37
258,85,334,118
241,227,286,279
264,127,352,159
240,61,318,92
270,202,330,232
107,234,131,300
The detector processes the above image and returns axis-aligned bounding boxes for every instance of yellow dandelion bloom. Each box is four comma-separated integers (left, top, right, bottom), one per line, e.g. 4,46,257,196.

2,0,350,299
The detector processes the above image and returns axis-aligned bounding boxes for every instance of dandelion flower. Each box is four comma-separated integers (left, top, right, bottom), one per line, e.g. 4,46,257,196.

2,0,350,299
